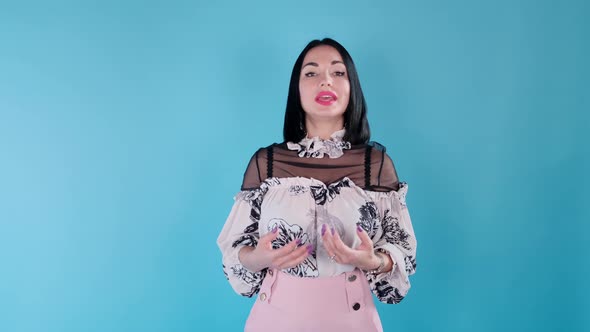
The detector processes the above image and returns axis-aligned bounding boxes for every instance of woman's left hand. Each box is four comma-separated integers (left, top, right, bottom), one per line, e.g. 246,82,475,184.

321,224,380,271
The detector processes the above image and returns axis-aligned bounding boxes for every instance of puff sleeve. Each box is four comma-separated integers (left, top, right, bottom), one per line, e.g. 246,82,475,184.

217,189,268,297
216,150,268,297
364,183,417,304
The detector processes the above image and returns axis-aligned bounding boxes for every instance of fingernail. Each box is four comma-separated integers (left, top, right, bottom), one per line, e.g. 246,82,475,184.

306,245,313,254
321,224,326,236
296,239,302,245
272,225,278,233
331,227,335,235
357,224,363,232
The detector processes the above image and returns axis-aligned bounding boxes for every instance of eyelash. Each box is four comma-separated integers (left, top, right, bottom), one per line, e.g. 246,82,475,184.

304,71,346,77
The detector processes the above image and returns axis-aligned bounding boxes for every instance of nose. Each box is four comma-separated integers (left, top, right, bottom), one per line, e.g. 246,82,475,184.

319,72,332,87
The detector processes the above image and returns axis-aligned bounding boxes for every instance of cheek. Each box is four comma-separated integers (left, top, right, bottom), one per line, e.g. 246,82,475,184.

299,82,315,101
340,82,351,102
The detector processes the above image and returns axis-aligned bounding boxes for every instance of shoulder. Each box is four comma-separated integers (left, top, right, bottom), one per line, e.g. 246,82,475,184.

241,145,275,190
366,141,400,191
247,142,282,158
367,141,394,164
247,143,284,164
242,142,287,190
368,141,387,152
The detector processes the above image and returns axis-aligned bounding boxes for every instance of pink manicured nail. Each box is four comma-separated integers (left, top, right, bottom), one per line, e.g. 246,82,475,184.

272,225,278,233
296,238,302,245
306,245,313,254
357,224,363,232
331,227,335,235
321,224,327,236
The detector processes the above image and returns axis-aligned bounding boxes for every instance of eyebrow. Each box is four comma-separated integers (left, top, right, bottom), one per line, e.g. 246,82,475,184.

302,60,345,69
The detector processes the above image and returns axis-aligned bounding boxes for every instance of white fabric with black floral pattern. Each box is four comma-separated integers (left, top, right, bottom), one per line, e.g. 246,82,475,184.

218,176,417,304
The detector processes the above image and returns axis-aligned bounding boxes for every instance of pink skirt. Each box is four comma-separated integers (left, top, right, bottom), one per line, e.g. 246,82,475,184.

244,268,383,332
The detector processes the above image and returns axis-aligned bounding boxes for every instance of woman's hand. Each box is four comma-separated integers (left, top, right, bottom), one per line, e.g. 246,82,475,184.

321,224,382,271
239,226,313,272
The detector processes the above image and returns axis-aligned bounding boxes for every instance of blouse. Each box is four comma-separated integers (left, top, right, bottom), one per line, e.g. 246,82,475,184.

217,130,417,304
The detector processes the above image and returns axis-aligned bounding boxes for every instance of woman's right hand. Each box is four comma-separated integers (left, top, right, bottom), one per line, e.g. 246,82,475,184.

238,227,312,272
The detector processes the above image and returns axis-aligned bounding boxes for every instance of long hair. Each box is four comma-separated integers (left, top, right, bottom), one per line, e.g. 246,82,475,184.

283,38,370,145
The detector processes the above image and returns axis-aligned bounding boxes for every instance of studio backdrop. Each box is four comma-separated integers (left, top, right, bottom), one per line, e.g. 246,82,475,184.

0,1,587,331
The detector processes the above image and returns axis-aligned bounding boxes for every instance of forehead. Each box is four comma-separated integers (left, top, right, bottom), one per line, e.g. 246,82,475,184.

302,45,344,64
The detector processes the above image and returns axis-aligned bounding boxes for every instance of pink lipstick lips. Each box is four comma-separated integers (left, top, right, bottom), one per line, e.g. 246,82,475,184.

315,91,337,106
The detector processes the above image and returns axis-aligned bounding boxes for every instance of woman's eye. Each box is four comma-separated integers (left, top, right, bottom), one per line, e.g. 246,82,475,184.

334,71,346,76
304,72,316,77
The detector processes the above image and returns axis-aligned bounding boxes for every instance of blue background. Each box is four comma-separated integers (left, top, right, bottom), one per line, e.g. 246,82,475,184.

1,0,588,331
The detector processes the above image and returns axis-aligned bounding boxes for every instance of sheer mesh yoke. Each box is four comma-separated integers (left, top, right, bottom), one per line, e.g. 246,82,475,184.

241,142,400,191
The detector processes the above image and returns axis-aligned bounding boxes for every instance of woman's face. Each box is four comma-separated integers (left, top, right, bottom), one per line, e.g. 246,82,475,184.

299,45,350,122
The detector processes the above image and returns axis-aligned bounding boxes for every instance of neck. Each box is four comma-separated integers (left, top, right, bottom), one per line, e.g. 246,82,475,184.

305,118,344,140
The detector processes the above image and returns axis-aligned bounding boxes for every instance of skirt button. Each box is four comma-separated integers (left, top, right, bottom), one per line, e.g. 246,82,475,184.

347,275,357,282
260,293,267,301
352,303,361,311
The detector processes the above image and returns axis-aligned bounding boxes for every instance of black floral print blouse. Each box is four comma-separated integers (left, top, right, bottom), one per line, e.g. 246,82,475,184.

217,130,418,304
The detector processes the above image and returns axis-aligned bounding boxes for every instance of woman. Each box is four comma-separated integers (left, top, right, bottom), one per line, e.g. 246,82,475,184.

217,38,417,332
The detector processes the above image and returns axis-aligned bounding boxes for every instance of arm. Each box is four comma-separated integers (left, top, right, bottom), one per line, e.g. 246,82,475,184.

365,182,418,304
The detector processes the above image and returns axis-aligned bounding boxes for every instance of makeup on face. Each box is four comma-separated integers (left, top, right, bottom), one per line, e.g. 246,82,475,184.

298,46,350,119
315,91,338,106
